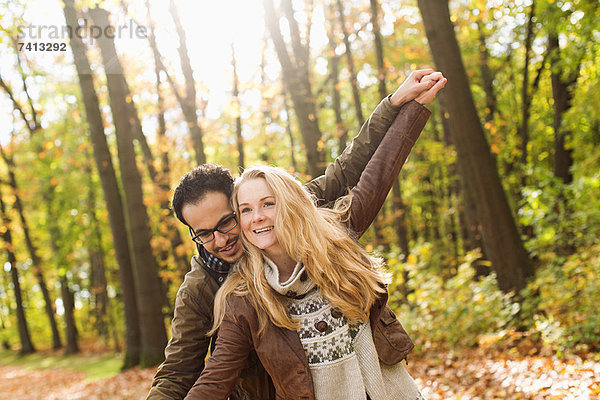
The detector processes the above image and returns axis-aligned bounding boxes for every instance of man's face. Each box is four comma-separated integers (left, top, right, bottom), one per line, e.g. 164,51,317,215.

182,191,243,263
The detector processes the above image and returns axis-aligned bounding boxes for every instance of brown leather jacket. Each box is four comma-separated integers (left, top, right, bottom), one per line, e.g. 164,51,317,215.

185,102,431,400
148,99,429,400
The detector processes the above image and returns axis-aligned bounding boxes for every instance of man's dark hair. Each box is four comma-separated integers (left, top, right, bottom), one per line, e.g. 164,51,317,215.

172,164,234,226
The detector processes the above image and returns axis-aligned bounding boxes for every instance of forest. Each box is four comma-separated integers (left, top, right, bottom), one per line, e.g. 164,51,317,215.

0,0,599,398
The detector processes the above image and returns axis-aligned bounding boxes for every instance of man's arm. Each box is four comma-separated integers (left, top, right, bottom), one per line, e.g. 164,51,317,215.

147,285,213,400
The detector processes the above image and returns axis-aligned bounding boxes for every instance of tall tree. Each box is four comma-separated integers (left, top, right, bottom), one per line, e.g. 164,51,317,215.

281,86,298,171
417,0,533,293
548,32,577,184
89,6,167,367
85,162,110,344
264,0,325,177
84,153,121,352
439,101,489,274
335,0,364,127
0,80,63,350
43,182,80,355
168,0,207,165
143,0,191,281
62,0,141,368
0,181,35,354
144,0,169,180
369,0,406,255
231,43,245,170
475,21,497,124
9,43,81,354
324,5,347,155
370,0,387,106
518,1,536,168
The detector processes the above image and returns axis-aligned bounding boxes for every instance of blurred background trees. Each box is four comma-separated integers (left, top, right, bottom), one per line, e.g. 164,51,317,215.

0,0,598,368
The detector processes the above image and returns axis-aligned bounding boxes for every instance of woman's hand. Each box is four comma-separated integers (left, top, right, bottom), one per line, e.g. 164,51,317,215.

415,74,447,105
390,69,446,107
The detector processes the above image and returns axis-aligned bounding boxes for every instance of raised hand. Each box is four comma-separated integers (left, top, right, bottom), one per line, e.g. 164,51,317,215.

390,69,446,107
415,74,447,105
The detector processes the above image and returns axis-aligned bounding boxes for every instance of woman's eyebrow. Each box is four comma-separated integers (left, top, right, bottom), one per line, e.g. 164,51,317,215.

238,196,274,206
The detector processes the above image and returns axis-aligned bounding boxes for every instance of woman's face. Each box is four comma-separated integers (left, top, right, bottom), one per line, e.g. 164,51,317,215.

237,178,279,252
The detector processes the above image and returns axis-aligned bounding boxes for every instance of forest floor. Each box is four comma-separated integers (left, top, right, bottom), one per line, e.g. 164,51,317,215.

0,343,599,399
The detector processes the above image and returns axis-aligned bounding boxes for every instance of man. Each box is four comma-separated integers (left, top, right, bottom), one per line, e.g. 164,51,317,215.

147,71,446,399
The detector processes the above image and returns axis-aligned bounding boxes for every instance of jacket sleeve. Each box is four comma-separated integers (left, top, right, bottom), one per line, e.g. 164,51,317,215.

147,288,213,400
305,96,403,206
347,100,431,238
184,298,253,400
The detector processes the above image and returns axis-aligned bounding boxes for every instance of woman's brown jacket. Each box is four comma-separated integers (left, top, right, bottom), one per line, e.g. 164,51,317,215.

185,101,431,400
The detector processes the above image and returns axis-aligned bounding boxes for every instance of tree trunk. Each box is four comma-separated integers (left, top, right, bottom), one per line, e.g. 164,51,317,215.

145,0,191,282
62,0,140,368
331,0,385,247
259,38,275,165
335,0,364,127
89,241,109,339
282,87,298,171
60,275,80,354
430,109,461,260
85,160,109,343
423,174,441,244
90,6,167,368
324,4,348,155
519,2,536,168
168,0,206,165
370,0,409,255
439,90,489,273
0,68,63,350
264,0,325,177
231,44,245,170
43,183,80,355
391,180,412,301
145,0,170,183
548,34,576,184
476,21,497,123
417,0,533,293
0,283,11,350
0,145,62,349
370,0,387,106
0,189,35,354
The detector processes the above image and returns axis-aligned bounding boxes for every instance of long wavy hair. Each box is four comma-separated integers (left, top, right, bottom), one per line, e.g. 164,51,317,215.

210,166,388,336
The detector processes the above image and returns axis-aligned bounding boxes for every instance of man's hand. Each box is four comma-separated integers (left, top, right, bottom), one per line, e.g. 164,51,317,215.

390,69,446,107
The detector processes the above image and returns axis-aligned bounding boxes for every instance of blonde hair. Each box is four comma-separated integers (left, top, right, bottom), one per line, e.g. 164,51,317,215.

210,166,388,336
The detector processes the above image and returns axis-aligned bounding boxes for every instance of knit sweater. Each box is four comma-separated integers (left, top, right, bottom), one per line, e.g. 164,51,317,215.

264,258,425,400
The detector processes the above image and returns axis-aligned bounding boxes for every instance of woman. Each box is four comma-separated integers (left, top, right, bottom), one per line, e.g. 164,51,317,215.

186,75,445,400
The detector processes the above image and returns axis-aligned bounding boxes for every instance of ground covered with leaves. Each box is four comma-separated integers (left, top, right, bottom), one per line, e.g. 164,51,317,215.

1,347,598,399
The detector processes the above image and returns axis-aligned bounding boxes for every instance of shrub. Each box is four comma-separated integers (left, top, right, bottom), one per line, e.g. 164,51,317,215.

388,248,519,348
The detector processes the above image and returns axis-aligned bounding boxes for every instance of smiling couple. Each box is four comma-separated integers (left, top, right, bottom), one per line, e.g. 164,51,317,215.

147,70,446,400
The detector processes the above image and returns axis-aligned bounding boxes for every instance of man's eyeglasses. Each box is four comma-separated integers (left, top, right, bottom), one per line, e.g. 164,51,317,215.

189,213,238,245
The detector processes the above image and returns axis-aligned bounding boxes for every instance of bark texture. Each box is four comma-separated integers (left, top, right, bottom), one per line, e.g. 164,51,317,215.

90,6,167,367
63,0,141,368
264,0,325,177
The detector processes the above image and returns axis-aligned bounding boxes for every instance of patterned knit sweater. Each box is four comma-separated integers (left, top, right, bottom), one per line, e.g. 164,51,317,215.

264,258,426,400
